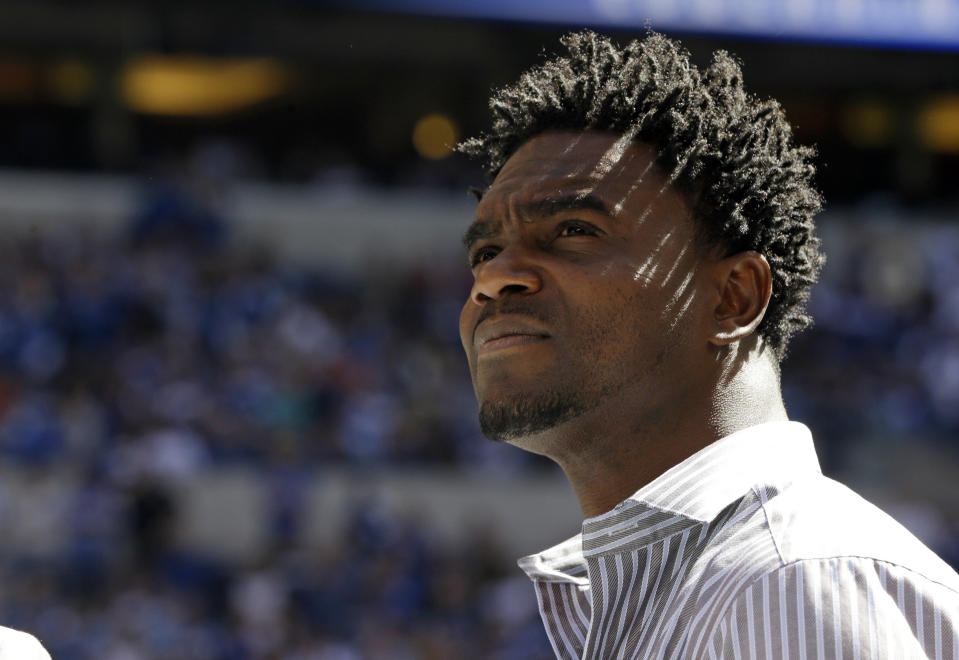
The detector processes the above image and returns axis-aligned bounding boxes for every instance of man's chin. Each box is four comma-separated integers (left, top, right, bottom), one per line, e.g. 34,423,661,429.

477,393,585,443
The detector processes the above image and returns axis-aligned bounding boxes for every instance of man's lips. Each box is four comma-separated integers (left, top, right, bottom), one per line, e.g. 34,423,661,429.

479,333,548,354
474,317,551,355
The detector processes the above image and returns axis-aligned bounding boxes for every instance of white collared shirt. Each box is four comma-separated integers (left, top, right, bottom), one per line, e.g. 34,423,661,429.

518,421,959,659
0,627,49,660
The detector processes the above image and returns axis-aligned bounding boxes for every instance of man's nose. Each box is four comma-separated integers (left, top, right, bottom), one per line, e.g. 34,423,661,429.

469,246,543,304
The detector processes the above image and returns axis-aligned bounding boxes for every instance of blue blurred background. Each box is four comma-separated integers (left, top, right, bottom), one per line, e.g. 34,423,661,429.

0,1,956,658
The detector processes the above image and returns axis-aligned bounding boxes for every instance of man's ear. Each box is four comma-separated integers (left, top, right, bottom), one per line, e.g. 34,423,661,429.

708,250,772,346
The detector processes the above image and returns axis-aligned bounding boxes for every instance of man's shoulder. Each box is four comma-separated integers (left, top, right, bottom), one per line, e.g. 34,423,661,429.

760,472,959,589
0,627,50,660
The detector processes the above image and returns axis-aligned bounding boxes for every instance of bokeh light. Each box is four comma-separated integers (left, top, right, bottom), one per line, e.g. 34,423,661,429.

412,112,458,159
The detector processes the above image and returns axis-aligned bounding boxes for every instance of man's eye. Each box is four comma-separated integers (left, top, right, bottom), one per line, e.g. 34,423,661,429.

557,221,597,238
469,247,498,267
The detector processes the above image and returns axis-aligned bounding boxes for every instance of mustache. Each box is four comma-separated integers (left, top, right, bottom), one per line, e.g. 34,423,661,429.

475,299,554,331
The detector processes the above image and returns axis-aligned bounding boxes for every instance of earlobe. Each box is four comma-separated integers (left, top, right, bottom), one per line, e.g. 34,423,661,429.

708,251,772,346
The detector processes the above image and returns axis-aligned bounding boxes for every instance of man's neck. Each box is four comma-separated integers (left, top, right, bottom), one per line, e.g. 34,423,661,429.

547,345,788,519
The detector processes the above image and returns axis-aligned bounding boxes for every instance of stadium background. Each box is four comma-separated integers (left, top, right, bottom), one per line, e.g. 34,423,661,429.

0,1,956,658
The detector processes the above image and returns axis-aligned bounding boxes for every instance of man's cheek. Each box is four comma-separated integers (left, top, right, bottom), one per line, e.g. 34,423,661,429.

458,308,474,353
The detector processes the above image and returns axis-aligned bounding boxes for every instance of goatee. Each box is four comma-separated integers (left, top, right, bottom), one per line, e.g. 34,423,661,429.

478,390,588,442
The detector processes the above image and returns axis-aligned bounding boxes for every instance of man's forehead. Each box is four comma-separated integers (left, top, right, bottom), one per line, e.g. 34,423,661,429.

496,130,655,179
477,131,671,218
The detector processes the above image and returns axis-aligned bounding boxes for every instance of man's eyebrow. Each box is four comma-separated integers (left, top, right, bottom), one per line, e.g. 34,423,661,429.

519,192,612,218
462,221,497,251
462,192,611,251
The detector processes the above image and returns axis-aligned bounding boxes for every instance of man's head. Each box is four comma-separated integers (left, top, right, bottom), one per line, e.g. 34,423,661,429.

458,32,823,449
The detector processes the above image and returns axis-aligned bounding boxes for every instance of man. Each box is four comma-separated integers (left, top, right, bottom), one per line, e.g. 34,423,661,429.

457,31,959,658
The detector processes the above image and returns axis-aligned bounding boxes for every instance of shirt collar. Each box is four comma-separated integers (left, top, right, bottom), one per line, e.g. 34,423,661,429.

519,421,820,577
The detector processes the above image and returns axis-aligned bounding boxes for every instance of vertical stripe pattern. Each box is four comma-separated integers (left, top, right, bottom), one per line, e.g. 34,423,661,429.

518,422,959,659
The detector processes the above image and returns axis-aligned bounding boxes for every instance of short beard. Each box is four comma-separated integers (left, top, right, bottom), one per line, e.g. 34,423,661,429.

478,390,591,442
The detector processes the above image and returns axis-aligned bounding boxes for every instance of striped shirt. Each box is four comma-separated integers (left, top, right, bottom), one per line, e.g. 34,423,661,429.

518,421,959,659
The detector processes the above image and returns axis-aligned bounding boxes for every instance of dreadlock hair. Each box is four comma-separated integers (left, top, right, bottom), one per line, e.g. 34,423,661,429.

458,31,824,360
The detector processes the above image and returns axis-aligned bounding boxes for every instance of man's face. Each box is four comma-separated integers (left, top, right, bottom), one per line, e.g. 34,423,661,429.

459,131,714,449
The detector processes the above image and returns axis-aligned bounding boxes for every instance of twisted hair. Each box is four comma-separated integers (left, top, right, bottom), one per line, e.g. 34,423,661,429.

458,31,824,358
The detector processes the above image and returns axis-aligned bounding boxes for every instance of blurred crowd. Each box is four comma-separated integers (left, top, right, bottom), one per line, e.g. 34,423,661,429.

0,178,553,659
0,179,955,658
786,208,959,481
2,498,552,659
